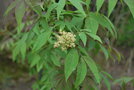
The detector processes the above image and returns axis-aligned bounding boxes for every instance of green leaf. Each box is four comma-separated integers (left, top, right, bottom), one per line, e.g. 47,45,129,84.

113,77,134,85
12,43,20,61
51,54,61,67
12,33,28,61
87,33,102,43
100,45,109,60
124,0,134,18
69,0,86,17
101,74,111,90
36,61,44,72
65,49,79,81
32,82,39,90
32,5,42,16
20,42,26,60
108,0,118,17
96,0,104,12
89,13,116,37
84,56,100,84
17,23,25,33
85,17,99,34
103,16,117,38
65,21,74,31
71,16,84,29
56,0,66,19
79,32,87,46
78,46,88,56
104,78,111,90
26,0,42,16
45,3,57,19
28,53,41,67
75,60,87,88
102,71,113,80
33,23,40,35
33,30,51,51
40,19,49,31
15,1,26,33
85,0,91,9
38,2,44,10
55,21,66,30
112,48,121,62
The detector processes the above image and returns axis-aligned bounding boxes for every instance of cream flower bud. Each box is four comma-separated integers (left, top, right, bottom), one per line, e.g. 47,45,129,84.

54,31,76,50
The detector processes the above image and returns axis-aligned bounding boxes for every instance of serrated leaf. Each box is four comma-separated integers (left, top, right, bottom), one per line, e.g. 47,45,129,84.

85,17,99,34
78,46,88,56
56,0,66,19
65,49,79,81
51,54,61,67
87,33,102,43
84,56,100,84
108,0,118,17
124,0,134,18
75,60,87,88
79,32,87,46
103,16,117,38
15,1,26,33
28,53,40,67
89,13,116,37
96,0,104,12
69,0,86,17
33,30,51,51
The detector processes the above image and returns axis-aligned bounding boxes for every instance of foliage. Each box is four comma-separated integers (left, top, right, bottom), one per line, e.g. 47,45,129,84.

117,16,134,47
113,77,134,90
0,26,14,52
5,0,134,90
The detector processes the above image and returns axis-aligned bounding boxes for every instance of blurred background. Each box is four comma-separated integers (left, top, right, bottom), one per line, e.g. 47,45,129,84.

0,0,134,90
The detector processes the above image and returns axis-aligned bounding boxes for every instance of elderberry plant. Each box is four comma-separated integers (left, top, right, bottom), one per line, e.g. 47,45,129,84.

5,0,134,90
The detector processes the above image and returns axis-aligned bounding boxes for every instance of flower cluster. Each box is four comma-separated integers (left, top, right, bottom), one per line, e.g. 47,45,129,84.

54,31,76,50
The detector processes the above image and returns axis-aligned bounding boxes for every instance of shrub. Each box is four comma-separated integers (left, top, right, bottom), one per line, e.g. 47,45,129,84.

5,0,134,89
